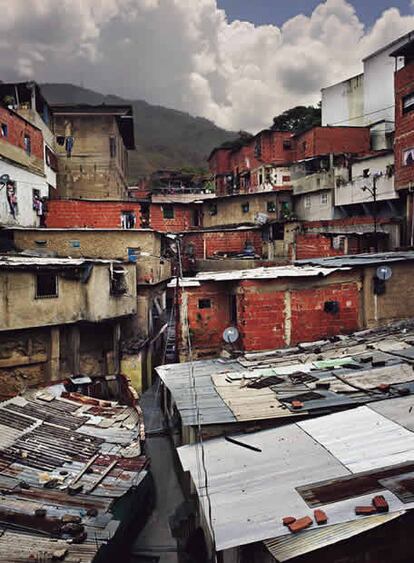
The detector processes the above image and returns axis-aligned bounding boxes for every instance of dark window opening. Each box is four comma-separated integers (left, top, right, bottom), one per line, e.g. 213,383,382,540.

267,201,276,213
283,140,292,150
403,92,414,114
121,210,136,229
56,136,65,146
230,294,237,325
24,134,31,156
192,208,201,227
282,175,290,182
110,267,128,295
109,136,117,158
198,299,211,309
163,204,174,219
272,223,285,241
36,272,58,299
208,203,217,216
241,202,249,213
1,123,8,137
140,203,150,227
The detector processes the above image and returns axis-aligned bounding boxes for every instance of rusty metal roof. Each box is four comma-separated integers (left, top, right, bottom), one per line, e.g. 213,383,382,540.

0,388,148,562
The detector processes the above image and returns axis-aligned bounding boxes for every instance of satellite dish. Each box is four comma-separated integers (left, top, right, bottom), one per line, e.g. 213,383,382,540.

223,326,239,344
0,174,10,185
376,265,392,281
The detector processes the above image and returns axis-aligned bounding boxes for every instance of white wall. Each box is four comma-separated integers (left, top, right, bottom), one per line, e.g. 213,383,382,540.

335,153,398,207
294,189,334,221
0,159,48,227
322,73,364,127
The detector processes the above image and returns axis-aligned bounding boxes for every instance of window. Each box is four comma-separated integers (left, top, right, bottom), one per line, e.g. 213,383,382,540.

283,140,292,150
258,172,263,185
110,266,128,295
403,92,414,114
254,137,262,158
1,123,8,137
109,136,117,158
241,202,249,213
267,201,276,213
198,299,211,309
36,272,58,299
304,195,311,209
282,175,290,182
23,134,31,156
208,203,217,216
403,148,414,166
163,204,174,219
45,146,58,171
121,210,136,229
230,294,237,324
320,192,328,205
56,136,65,146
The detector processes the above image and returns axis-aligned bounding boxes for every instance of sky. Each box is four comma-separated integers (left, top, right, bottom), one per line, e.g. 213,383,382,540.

2,0,414,132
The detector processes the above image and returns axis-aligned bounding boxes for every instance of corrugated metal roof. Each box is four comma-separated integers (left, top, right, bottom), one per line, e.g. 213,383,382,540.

152,193,216,204
264,512,404,562
295,250,414,268
170,265,349,285
178,400,414,552
158,320,414,427
0,255,120,268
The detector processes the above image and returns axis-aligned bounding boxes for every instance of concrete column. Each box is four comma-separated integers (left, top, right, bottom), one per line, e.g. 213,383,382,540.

48,327,60,382
69,325,80,375
112,322,121,374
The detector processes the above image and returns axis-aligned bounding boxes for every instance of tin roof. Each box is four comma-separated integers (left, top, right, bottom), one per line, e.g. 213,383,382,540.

178,400,414,553
0,387,148,561
157,320,414,428
169,264,348,286
0,255,120,269
295,250,414,268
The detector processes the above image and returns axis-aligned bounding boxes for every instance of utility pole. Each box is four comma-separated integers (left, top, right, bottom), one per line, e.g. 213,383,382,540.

362,171,381,253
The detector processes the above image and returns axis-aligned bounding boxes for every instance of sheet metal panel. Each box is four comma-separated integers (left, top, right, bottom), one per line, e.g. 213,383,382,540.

298,406,414,473
263,512,404,562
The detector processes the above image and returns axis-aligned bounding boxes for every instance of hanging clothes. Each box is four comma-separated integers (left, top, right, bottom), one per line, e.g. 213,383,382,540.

65,136,74,157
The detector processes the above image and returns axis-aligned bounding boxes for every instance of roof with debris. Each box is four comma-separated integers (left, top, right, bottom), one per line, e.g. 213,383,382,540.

168,264,349,286
295,250,414,268
0,386,148,562
178,397,414,555
157,320,414,427
0,255,120,269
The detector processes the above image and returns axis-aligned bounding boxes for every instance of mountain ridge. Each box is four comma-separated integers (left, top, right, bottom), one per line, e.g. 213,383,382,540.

40,83,237,180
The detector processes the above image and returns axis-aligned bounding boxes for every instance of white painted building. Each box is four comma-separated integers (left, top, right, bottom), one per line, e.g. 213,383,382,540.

322,30,414,133
335,151,398,208
0,159,48,227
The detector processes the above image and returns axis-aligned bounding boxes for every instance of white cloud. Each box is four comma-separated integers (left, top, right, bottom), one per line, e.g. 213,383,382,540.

1,0,414,131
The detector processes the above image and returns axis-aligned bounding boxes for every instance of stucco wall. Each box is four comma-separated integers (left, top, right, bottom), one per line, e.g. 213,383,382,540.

0,262,136,331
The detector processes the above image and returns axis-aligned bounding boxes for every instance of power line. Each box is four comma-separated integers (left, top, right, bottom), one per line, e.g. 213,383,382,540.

176,238,218,563
326,104,395,126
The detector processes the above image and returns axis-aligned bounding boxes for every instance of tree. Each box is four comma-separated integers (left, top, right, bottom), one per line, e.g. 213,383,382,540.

271,104,321,134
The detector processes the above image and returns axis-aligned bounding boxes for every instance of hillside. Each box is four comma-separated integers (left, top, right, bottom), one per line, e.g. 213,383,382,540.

40,83,237,180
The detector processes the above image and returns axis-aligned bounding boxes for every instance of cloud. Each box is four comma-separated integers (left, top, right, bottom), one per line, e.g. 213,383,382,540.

1,0,414,131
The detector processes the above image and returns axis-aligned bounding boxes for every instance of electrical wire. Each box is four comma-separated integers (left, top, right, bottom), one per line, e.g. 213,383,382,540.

176,237,218,563
326,104,395,126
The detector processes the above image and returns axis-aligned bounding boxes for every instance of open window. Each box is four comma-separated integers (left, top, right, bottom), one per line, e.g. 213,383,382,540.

24,134,31,156
198,298,211,309
36,272,58,299
403,92,414,114
121,210,136,229
109,264,128,295
163,204,174,219
109,136,117,158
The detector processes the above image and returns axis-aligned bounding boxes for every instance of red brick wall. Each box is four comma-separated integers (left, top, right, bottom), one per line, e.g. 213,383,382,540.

0,106,44,160
237,281,286,351
178,283,232,357
295,234,345,260
208,148,232,175
183,229,262,260
295,127,370,161
150,203,195,232
290,283,359,344
46,200,142,228
395,63,414,189
180,277,360,356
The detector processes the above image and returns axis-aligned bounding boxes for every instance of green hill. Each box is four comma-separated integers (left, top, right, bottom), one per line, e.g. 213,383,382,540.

40,83,237,180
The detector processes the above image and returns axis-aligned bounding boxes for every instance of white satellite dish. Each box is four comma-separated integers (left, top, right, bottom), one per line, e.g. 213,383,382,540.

223,326,239,344
376,265,392,281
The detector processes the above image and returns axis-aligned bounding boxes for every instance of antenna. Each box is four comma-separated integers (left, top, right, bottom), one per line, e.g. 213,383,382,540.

223,326,239,344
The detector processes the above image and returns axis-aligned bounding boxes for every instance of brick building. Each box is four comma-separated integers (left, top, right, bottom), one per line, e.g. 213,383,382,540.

391,40,414,244
174,252,414,360
0,105,49,227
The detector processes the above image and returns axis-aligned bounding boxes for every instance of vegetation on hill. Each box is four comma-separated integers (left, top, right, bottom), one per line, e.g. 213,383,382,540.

40,83,237,181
